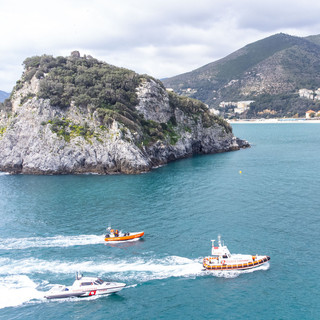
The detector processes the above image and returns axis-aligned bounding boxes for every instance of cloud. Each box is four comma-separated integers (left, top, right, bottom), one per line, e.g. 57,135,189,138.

1,0,320,91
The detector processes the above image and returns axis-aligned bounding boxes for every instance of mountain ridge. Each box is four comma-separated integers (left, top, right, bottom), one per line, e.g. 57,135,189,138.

0,91,10,103
163,33,320,118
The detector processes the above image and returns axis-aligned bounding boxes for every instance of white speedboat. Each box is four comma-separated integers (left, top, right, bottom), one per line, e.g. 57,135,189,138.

44,273,126,299
203,235,270,271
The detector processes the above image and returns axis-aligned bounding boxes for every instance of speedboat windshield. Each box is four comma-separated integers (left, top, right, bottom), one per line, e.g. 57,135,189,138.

94,279,104,285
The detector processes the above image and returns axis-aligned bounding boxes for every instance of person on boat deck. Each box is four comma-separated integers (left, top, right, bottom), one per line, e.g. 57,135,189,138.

115,230,119,237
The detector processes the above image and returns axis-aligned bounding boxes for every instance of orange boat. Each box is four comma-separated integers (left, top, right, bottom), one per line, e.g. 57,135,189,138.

104,228,144,242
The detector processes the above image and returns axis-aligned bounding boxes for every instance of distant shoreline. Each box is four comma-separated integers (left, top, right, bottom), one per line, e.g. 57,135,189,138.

228,118,320,124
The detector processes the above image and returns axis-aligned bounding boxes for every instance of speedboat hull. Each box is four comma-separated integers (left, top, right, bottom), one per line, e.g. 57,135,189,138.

44,276,126,299
45,283,126,299
203,255,270,271
45,291,84,299
104,231,144,242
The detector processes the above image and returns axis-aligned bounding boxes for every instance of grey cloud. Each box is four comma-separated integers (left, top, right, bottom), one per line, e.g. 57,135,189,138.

1,0,320,91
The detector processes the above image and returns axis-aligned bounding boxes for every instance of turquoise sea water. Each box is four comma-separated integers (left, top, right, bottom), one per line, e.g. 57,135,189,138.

0,124,319,319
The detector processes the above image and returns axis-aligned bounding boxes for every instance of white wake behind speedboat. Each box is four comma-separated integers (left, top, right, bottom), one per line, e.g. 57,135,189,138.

44,273,126,299
203,235,270,271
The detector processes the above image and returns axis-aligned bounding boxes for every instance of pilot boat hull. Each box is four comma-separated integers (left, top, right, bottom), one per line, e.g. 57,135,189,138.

203,255,270,271
104,231,144,242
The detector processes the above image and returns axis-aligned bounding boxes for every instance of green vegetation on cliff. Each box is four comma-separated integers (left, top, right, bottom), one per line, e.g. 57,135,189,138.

22,54,140,109
168,92,232,133
14,54,177,145
0,126,6,136
7,53,230,147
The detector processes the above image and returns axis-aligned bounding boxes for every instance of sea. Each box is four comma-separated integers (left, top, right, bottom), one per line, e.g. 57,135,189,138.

0,123,319,320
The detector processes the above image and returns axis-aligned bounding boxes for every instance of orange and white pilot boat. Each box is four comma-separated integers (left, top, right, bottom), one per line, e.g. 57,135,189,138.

203,235,270,271
104,227,144,242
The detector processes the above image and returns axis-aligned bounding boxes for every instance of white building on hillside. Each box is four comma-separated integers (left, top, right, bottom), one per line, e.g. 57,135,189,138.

234,101,254,114
299,89,314,99
219,101,237,108
314,88,320,100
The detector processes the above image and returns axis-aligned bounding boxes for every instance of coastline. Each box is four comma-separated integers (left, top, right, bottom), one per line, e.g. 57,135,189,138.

228,118,320,124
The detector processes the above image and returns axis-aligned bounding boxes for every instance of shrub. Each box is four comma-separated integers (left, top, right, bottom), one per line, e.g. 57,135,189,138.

0,126,7,136
46,118,95,142
20,92,36,105
13,53,232,147
17,54,142,111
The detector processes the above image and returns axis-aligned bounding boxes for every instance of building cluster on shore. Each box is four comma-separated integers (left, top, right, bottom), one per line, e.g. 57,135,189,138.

299,88,320,100
219,101,254,114
228,117,320,123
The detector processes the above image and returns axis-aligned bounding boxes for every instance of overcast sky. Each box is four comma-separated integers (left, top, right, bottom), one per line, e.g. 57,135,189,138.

1,0,320,92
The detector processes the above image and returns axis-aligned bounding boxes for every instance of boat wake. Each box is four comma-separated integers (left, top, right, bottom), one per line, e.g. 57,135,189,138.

0,275,44,309
0,256,204,280
0,257,269,309
0,256,270,281
0,234,105,250
0,256,203,309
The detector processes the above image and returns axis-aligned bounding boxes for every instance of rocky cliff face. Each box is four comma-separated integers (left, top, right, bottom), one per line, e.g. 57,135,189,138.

0,54,249,175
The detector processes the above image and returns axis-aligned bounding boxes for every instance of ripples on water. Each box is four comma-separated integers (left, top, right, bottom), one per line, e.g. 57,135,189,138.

0,232,270,310
0,124,319,319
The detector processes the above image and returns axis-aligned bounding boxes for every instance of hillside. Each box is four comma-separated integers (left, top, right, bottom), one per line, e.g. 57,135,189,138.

163,33,320,118
0,52,248,174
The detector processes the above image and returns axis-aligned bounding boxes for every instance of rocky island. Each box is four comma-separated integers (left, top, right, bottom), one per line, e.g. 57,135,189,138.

0,52,249,174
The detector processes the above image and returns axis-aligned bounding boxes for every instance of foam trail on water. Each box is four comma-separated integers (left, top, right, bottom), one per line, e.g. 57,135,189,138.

0,275,44,309
0,257,270,309
0,275,117,309
0,256,204,281
0,257,269,281
0,234,105,250
0,256,204,309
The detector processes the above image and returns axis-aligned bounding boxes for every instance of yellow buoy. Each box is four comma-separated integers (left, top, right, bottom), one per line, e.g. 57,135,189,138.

239,170,242,174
